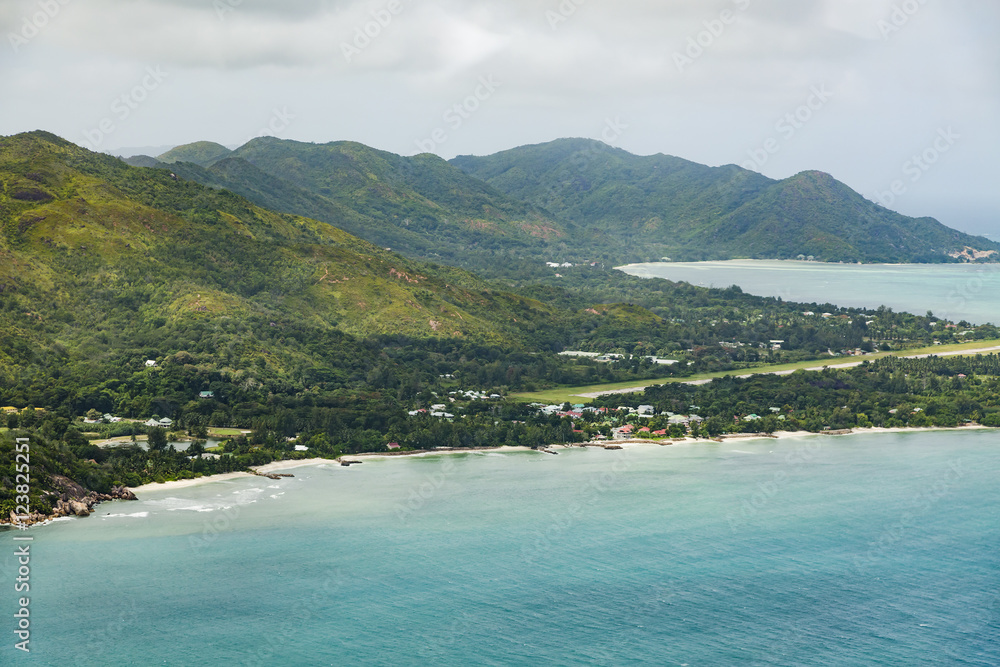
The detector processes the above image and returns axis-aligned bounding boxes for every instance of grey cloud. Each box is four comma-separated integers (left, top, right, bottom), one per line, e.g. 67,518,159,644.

1,0,996,236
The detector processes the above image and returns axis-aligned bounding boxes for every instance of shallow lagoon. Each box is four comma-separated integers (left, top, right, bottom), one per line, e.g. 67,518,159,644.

619,260,1000,325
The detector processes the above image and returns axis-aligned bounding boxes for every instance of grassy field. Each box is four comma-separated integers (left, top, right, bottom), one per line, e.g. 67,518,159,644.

207,427,249,436
511,339,1000,405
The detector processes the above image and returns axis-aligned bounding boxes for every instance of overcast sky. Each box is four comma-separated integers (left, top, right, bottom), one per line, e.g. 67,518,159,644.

2,0,997,236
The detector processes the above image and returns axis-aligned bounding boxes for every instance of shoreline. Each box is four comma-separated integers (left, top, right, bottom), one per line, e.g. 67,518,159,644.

119,425,993,496
125,447,538,494
2,425,993,529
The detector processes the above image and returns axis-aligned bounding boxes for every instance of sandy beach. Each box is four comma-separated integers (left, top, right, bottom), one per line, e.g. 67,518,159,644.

253,457,340,473
125,426,993,495
349,445,535,461
129,472,253,494
126,448,537,494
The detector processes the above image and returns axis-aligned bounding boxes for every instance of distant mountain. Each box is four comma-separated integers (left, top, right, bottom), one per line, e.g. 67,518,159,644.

157,141,232,166
106,144,177,159
122,154,162,168
450,138,998,263
126,136,997,268
141,138,577,275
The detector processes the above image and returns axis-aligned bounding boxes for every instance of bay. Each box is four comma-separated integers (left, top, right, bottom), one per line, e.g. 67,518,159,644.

2,431,998,665
618,260,1000,325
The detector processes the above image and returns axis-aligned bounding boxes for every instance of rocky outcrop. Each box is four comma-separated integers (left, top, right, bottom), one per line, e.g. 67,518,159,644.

68,500,91,517
249,469,296,480
3,483,139,527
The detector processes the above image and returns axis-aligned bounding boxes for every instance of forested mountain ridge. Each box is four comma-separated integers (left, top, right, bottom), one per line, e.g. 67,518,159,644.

0,131,581,408
5,130,988,419
450,138,998,264
130,137,580,275
129,136,997,270
0,131,557,340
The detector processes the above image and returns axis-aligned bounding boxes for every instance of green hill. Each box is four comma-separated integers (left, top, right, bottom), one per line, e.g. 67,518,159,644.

133,137,582,276
3,130,991,417
226,137,576,268
450,138,999,263
157,141,232,166
0,131,566,408
125,153,459,268
143,137,997,269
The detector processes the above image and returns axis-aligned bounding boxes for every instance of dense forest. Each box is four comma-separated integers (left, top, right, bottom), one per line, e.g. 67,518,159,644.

592,355,1000,435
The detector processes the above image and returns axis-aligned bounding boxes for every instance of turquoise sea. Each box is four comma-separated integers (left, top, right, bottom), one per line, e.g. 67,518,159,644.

618,261,1000,325
2,431,998,665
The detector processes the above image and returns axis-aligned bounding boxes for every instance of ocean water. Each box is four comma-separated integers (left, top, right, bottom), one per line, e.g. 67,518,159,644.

2,431,999,666
618,260,1000,325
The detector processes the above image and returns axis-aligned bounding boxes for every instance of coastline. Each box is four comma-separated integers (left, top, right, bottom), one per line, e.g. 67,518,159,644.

3,425,993,529
124,448,538,494
124,425,994,494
